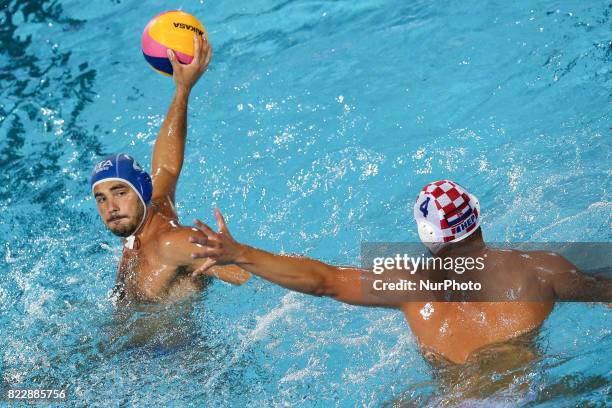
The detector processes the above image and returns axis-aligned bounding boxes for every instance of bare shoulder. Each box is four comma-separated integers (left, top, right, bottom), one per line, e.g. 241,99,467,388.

482,248,578,282
150,222,204,265
516,250,578,275
155,224,203,248
150,196,179,220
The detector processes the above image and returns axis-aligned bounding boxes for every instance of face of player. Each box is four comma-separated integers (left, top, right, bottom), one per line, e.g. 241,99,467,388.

93,181,145,237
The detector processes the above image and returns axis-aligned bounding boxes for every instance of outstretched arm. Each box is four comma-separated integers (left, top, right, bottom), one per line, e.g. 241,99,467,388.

532,252,612,302
188,209,402,308
151,35,212,213
549,262,611,302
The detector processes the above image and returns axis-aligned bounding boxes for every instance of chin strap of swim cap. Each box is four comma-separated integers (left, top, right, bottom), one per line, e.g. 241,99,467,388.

125,236,136,250
125,204,147,250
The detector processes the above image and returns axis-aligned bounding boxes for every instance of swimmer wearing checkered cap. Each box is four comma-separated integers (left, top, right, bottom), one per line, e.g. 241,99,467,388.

188,180,610,367
91,36,249,303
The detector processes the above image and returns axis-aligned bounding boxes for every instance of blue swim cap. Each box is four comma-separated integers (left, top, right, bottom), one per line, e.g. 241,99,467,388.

91,154,153,205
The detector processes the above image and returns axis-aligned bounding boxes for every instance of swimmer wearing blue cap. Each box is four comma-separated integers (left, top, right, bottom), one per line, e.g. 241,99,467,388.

188,181,610,367
91,36,249,303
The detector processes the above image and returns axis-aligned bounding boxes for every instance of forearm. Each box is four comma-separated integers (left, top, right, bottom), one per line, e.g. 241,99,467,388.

234,245,335,296
554,271,612,302
578,275,612,302
151,88,190,176
205,265,251,285
188,211,395,306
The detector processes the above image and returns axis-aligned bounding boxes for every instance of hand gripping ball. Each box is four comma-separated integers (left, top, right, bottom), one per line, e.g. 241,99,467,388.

142,10,207,76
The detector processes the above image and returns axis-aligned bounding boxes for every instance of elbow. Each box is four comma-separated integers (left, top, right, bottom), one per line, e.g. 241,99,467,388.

311,276,329,297
312,268,340,298
287,263,340,298
304,274,328,297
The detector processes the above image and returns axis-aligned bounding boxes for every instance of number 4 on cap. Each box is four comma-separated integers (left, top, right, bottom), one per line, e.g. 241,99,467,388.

420,197,430,217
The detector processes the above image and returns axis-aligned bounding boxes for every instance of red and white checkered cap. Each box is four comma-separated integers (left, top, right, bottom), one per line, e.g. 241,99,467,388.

413,180,480,243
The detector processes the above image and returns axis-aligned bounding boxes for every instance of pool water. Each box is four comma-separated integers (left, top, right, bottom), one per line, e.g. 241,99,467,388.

0,0,610,406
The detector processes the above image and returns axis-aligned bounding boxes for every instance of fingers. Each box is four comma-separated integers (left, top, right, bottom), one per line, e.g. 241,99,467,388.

190,217,227,253
203,41,212,67
192,34,201,64
193,218,216,236
192,34,210,67
188,235,207,246
199,35,207,61
214,208,229,234
167,49,179,71
190,246,220,259
198,36,211,72
191,257,217,277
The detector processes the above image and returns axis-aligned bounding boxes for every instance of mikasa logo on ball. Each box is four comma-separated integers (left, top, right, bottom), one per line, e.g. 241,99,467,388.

172,22,203,35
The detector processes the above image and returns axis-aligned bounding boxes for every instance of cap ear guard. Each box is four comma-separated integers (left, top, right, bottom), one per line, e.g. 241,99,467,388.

417,221,437,243
417,220,451,255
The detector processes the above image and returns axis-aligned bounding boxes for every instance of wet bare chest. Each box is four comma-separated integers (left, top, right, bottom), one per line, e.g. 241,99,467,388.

117,249,183,301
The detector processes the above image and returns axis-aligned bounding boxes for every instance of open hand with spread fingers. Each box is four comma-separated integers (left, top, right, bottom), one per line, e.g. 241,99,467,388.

189,208,246,276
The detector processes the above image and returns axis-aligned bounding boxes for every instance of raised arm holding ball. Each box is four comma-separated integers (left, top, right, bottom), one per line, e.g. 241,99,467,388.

92,27,249,304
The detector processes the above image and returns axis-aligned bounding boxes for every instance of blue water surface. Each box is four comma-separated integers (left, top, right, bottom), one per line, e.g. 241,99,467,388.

0,0,610,406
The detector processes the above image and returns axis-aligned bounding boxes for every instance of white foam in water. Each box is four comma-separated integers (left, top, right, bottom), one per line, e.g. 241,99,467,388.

203,292,303,390
531,201,612,241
